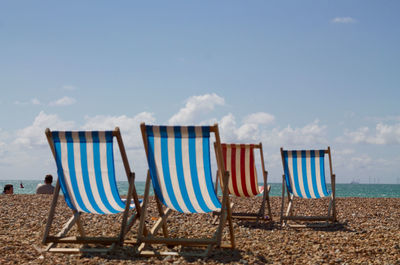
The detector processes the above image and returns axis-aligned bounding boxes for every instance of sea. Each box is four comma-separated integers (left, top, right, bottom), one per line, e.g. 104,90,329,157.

2,180,400,198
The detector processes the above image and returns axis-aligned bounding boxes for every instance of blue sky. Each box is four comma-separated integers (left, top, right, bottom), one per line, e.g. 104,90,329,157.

1,1,399,183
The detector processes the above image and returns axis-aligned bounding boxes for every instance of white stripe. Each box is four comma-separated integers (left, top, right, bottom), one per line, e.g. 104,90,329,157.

287,152,298,197
306,150,317,198
71,132,96,213
253,153,259,196
195,127,218,211
235,146,245,197
58,132,81,212
244,146,253,196
85,132,109,214
296,151,306,198
152,127,176,211
315,152,324,197
226,146,234,195
166,127,188,213
99,132,124,212
181,127,202,212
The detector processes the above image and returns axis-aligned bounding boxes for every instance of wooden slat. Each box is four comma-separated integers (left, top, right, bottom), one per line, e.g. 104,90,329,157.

141,236,217,246
48,247,112,254
287,223,334,228
138,250,208,257
45,236,119,244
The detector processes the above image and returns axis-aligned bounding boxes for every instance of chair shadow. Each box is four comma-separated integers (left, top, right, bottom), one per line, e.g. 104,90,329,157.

235,219,277,231
283,221,354,232
80,245,244,263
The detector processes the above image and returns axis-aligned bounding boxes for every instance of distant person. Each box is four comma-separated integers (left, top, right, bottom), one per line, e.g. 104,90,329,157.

36,174,55,194
2,184,13,194
20,182,24,189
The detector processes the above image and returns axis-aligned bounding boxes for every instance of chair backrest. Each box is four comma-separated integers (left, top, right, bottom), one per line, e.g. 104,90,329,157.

219,144,262,197
142,125,222,213
281,148,331,198
47,130,127,214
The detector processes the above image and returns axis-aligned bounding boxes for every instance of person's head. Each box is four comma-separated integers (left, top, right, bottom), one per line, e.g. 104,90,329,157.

3,184,13,194
45,174,53,184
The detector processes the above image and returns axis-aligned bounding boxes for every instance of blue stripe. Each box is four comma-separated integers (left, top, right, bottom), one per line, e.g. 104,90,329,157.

65,132,90,213
301,151,312,198
291,151,303,198
202,126,221,209
310,150,320,198
92,132,118,214
174,127,196,213
160,126,182,212
283,151,293,194
105,131,126,209
53,132,75,210
146,126,166,205
318,150,330,196
188,126,210,212
78,132,104,214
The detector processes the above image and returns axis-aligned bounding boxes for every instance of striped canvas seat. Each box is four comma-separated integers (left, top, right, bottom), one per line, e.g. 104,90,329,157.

138,123,235,256
51,131,132,214
282,150,330,199
43,128,142,253
213,143,272,222
280,147,337,227
144,125,221,213
221,144,263,197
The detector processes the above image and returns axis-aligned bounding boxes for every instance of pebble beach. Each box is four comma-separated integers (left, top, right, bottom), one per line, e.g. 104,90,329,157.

1,195,399,264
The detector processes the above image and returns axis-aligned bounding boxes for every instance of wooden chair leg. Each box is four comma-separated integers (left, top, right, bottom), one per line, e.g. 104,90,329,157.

155,196,169,238
42,180,61,244
266,186,273,221
226,197,235,248
280,175,286,226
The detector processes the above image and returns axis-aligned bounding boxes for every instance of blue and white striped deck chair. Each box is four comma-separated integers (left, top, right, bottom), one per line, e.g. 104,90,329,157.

137,123,235,257
280,147,337,227
43,128,142,253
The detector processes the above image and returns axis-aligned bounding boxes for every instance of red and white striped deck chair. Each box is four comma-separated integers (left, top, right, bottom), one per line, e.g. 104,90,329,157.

214,143,272,222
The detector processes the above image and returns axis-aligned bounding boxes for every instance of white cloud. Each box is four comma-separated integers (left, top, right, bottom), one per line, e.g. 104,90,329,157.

331,17,357,24
264,120,328,148
219,115,327,148
49,96,76,106
370,123,400,144
244,112,275,125
14,111,76,147
338,123,400,145
31,98,41,105
0,129,8,156
168,93,225,125
14,98,42,106
82,112,156,149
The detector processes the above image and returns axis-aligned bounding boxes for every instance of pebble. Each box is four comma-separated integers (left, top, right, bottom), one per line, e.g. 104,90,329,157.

1,195,399,264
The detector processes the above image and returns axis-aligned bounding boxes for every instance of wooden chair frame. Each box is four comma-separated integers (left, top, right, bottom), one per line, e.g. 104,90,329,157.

136,123,235,257
213,143,272,223
280,146,337,228
42,127,142,253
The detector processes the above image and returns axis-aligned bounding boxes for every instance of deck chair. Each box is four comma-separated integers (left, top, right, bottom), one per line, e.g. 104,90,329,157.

213,143,272,223
42,128,142,253
137,123,235,257
280,147,337,227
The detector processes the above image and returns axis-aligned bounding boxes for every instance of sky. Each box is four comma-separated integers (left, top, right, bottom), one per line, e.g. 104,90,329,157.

1,1,399,184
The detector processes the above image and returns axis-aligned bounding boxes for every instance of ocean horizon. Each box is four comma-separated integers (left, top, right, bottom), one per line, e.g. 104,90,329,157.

2,180,400,198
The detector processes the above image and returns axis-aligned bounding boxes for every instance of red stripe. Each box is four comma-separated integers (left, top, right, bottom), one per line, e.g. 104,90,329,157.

249,145,258,195
230,145,240,196
240,144,250,197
